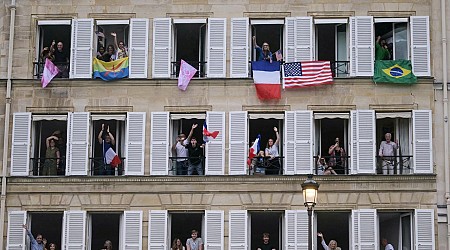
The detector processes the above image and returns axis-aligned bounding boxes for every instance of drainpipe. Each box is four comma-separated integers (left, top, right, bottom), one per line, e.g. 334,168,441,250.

0,0,16,249
441,0,450,247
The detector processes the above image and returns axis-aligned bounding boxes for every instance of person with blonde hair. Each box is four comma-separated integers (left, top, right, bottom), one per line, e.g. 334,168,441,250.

318,232,341,250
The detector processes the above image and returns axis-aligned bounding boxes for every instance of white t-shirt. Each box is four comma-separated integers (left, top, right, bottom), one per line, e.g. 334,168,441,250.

265,144,279,157
186,237,203,250
385,243,394,250
175,139,189,162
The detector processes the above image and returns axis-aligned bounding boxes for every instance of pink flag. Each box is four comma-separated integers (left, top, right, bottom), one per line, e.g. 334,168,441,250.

178,60,197,91
41,58,59,88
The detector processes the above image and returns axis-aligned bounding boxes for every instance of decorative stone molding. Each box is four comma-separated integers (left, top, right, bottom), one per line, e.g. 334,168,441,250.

164,105,212,112
307,105,355,112
368,11,416,17
243,12,291,18
85,106,133,112
242,105,290,112
26,107,74,113
369,104,418,111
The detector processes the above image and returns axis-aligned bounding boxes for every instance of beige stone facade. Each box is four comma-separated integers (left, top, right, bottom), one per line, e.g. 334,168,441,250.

0,0,449,249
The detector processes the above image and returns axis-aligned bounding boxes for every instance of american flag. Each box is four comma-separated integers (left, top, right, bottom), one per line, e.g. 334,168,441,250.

282,61,333,88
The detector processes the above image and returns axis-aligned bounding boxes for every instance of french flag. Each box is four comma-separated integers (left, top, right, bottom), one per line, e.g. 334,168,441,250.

251,61,281,100
247,135,261,166
104,144,121,167
203,121,219,143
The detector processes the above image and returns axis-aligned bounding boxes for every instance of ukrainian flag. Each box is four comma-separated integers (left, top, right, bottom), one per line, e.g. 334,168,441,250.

374,60,417,84
93,57,129,81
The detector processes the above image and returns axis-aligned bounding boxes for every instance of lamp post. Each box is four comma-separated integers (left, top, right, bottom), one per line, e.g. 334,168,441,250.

301,174,319,250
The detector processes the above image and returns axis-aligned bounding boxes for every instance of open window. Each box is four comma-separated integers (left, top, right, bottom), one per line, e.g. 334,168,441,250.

250,211,282,250
89,213,121,250
173,19,207,78
95,20,129,57
314,19,349,77
250,19,284,62
315,211,350,250
29,212,64,247
170,212,204,246
374,18,409,60
35,20,72,79
314,113,349,175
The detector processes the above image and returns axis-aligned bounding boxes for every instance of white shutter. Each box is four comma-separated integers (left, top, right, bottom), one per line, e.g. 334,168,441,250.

410,16,430,76
205,210,224,250
152,18,172,78
6,211,26,250
351,16,373,76
207,18,226,78
205,112,225,175
285,210,308,250
355,110,376,174
413,110,433,173
350,111,357,174
295,17,314,61
70,19,93,79
294,111,314,174
150,112,169,175
352,209,377,250
125,112,146,175
129,18,149,79
148,210,168,250
230,18,249,78
123,211,143,250
284,17,295,63
66,112,89,176
11,113,31,176
62,211,86,250
414,209,435,250
284,111,295,175
229,210,247,250
229,111,248,175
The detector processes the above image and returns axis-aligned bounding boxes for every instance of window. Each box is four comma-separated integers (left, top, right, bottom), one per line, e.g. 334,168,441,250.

314,19,349,77
250,20,284,62
374,18,409,60
170,212,203,246
95,20,129,56
173,20,207,77
89,213,120,250
249,211,282,250
316,211,350,249
152,18,226,78
90,115,126,176
35,20,72,79
28,213,63,247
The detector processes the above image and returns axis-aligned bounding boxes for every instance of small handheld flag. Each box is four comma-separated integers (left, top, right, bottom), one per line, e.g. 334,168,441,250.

203,121,220,143
248,134,261,166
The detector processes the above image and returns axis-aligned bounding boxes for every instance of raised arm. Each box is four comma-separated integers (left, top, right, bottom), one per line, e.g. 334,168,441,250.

111,32,118,50
98,124,105,144
274,127,280,145
185,124,198,143
328,143,337,155
106,126,116,146
46,135,57,148
317,232,328,250
252,36,259,48
23,225,37,245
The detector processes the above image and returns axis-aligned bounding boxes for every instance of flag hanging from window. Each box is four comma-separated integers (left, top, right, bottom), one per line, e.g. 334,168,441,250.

103,143,121,168
282,61,333,88
178,59,197,91
374,60,417,84
203,121,219,143
41,58,60,88
93,57,129,81
251,61,281,100
247,134,261,166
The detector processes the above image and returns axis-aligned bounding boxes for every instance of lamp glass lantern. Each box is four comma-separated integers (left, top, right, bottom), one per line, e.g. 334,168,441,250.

301,174,319,209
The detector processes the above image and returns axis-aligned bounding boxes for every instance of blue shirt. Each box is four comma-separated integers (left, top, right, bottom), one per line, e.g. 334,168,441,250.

26,230,44,250
255,47,273,61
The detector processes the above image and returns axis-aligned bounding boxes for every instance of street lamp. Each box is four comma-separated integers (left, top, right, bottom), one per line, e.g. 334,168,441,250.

301,174,319,250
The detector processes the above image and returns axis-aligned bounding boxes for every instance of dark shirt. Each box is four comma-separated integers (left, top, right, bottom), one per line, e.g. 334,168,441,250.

187,143,203,165
258,243,275,250
255,47,273,61
54,49,68,63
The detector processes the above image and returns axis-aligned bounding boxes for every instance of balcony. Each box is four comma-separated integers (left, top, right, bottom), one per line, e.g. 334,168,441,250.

171,61,207,78
33,61,69,79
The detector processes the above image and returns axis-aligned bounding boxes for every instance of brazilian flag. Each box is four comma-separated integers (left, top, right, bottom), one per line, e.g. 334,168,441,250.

374,60,417,84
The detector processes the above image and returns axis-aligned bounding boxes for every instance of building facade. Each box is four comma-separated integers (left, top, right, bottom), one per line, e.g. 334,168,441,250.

0,0,448,249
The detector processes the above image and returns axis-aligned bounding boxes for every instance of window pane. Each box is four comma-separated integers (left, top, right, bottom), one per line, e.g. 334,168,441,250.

394,23,408,60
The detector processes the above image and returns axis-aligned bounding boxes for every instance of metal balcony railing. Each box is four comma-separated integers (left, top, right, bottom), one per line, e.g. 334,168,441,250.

33,61,70,79
89,157,125,176
313,155,350,175
169,156,206,176
30,157,66,176
248,156,284,175
171,61,207,78
376,155,413,175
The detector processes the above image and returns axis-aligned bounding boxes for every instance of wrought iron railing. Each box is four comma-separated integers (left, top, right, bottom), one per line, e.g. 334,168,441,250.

376,155,413,175
171,61,207,78
248,156,284,175
169,156,206,176
30,157,66,176
330,61,350,77
33,61,70,79
313,155,350,175
89,157,125,176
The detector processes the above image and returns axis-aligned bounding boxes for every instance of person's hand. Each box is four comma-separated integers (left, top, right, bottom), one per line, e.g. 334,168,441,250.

273,127,278,133
52,40,55,46
107,126,110,133
192,124,198,129
22,224,27,229
253,36,256,41
317,232,323,238
102,124,105,131
395,139,399,145
111,32,116,37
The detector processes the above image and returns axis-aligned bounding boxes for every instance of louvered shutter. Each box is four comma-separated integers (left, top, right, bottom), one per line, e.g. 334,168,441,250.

284,17,295,63
6,211,26,250
284,111,295,175
129,18,149,79
229,210,247,250
350,111,357,174
152,18,172,78
205,210,224,250
414,209,435,250
295,17,314,61
205,112,225,175
11,113,31,176
410,16,430,76
125,112,146,175
355,110,376,174
350,17,373,76
123,211,143,250
413,110,433,173
295,111,314,174
352,209,377,250
207,18,226,78
62,211,86,250
66,112,89,176
70,19,93,79
285,210,308,250
148,210,167,250
229,111,248,175
230,18,249,78
150,112,169,175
